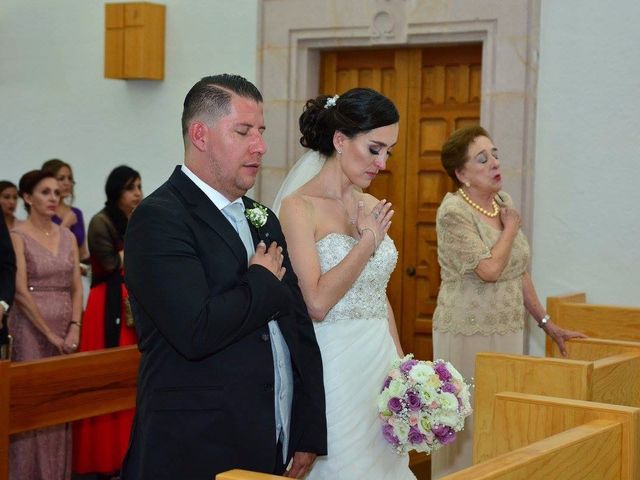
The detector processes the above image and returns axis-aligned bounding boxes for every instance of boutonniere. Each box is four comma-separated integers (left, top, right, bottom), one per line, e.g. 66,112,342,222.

245,202,269,229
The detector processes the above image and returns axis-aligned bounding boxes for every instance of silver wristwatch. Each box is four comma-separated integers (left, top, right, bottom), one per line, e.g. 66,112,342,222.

538,314,550,328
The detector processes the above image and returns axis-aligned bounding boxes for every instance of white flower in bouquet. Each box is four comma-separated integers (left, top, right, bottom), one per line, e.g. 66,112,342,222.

408,362,435,384
436,392,459,411
389,417,410,444
387,378,408,398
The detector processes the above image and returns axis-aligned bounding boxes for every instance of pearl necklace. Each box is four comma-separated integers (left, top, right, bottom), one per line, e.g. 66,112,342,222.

458,188,499,218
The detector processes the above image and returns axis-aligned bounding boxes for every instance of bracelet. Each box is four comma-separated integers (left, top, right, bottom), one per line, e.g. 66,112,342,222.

537,314,550,328
360,227,378,256
69,320,82,327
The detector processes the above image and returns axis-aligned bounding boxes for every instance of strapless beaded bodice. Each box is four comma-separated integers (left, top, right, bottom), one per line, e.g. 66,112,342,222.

315,233,398,325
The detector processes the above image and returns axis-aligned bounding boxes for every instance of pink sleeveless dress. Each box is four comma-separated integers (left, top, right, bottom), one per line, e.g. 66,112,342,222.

8,227,75,480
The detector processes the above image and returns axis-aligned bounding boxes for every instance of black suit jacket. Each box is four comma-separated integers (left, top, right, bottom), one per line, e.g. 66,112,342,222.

0,220,16,342
121,167,326,480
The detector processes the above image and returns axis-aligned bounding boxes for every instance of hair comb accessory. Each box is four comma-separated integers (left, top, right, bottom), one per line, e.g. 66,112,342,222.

324,94,339,109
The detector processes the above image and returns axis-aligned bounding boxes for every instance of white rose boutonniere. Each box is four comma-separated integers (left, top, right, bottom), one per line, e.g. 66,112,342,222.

245,202,269,228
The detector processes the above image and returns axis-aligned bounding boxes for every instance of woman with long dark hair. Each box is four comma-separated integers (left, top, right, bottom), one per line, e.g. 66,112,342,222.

72,165,142,479
0,180,21,229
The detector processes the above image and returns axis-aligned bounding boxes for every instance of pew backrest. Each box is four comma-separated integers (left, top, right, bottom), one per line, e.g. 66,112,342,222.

0,346,140,480
474,350,640,463
216,470,287,479
450,392,640,480
444,419,624,479
546,293,640,354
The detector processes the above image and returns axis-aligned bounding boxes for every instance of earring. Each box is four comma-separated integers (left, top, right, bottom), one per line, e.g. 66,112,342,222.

464,181,470,188
337,150,342,155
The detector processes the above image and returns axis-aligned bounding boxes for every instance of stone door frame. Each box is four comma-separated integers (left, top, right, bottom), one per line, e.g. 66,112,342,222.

258,0,541,237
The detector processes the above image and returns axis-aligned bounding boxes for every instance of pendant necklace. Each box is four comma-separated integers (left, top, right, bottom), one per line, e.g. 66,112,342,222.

30,219,53,236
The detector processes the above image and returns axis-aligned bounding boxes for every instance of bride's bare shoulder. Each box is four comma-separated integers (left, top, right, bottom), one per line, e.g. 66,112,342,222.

280,192,315,217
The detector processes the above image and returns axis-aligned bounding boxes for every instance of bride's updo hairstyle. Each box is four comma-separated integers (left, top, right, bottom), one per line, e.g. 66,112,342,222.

299,88,399,157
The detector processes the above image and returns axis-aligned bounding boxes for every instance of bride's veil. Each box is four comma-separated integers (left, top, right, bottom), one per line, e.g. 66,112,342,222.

271,149,326,215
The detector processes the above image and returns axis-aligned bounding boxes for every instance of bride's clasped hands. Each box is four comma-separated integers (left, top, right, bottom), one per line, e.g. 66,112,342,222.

354,198,394,255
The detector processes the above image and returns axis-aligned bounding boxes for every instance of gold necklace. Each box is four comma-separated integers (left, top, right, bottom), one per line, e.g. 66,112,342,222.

458,188,499,218
29,219,53,236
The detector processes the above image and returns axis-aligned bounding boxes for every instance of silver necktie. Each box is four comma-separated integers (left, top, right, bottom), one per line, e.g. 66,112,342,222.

223,202,255,263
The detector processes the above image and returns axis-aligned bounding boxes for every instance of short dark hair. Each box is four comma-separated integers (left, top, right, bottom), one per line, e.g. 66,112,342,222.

298,88,400,157
18,170,56,213
0,180,17,196
181,74,263,137
441,125,491,186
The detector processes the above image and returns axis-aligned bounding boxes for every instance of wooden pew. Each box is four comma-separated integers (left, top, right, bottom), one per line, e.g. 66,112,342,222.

546,293,640,354
443,393,639,479
0,346,140,480
216,471,286,479
217,393,640,480
474,339,640,464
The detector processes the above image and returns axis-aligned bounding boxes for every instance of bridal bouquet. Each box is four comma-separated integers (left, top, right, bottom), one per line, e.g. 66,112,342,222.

378,354,472,455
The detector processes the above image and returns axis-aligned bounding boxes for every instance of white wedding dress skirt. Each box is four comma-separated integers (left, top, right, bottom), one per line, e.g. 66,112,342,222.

306,234,415,480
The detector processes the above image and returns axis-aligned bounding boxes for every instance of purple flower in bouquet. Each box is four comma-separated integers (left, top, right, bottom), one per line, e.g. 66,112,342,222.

400,359,419,374
388,397,403,414
382,424,400,446
406,391,422,411
441,382,457,394
432,424,457,445
408,426,425,445
434,362,452,382
381,376,392,391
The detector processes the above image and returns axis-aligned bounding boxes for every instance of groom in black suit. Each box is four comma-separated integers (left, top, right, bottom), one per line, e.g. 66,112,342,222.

121,74,326,479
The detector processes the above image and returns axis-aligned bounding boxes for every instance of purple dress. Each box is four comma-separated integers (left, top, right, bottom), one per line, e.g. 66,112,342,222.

8,227,75,480
52,206,85,248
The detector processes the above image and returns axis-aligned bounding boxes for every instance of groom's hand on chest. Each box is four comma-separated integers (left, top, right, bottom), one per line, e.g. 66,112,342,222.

250,240,286,280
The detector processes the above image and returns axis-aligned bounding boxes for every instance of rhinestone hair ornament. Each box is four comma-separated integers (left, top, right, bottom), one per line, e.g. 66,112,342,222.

324,94,339,109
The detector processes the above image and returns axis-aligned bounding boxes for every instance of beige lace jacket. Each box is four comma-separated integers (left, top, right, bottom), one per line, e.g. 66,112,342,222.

433,191,530,335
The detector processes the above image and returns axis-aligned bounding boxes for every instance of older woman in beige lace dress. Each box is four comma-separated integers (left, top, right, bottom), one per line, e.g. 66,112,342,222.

431,126,585,478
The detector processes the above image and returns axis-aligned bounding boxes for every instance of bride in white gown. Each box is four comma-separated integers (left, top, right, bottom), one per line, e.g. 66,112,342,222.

275,88,416,479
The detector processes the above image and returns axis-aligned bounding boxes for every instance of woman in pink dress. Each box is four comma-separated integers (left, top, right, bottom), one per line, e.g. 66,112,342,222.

8,170,83,480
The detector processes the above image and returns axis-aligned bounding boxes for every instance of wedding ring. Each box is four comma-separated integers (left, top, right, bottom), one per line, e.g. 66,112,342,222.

71,343,77,349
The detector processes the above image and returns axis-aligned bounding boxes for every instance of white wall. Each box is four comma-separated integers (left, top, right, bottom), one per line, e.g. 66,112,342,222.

530,0,640,352
0,0,259,220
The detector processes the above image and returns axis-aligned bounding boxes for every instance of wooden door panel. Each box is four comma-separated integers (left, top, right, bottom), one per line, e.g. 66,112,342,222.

402,46,482,362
